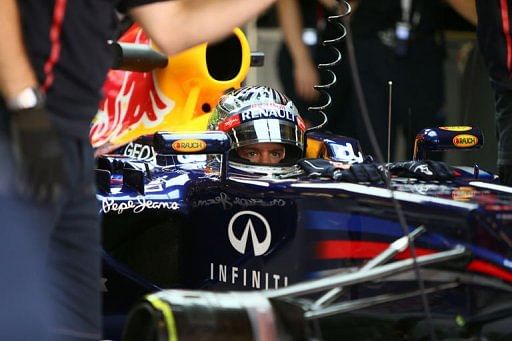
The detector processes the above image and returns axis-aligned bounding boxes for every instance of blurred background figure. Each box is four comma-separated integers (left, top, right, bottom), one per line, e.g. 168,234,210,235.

475,0,512,186
0,1,278,340
346,0,477,161
276,0,354,135
272,0,477,161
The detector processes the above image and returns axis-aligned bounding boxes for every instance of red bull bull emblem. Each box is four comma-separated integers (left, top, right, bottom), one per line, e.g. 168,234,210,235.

452,134,478,148
172,139,207,152
89,25,174,147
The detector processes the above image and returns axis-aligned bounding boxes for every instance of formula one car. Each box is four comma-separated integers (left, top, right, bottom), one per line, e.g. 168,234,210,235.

98,127,512,340
95,21,512,341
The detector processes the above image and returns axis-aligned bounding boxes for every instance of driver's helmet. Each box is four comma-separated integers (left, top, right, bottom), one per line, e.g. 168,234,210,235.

208,86,305,173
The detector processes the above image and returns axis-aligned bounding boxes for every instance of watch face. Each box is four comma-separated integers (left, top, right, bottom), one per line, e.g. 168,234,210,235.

8,87,44,111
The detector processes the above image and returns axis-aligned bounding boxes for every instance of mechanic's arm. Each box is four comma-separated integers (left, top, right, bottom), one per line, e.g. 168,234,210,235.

445,0,477,26
0,0,66,202
129,0,276,56
276,0,319,102
0,0,38,102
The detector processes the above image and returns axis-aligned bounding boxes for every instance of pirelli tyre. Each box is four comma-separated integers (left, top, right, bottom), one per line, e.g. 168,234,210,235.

121,290,285,341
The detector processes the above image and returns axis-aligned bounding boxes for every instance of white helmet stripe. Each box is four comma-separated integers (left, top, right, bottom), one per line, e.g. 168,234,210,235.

254,119,271,141
267,119,281,141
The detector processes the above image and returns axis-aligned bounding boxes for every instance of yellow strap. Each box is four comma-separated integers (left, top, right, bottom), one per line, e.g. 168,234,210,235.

146,294,178,341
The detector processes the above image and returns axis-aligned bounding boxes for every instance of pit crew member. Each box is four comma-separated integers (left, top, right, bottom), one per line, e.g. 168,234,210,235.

0,1,278,340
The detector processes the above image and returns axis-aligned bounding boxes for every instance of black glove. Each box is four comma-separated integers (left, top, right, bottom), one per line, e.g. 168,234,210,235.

9,107,67,202
386,160,454,180
298,158,387,184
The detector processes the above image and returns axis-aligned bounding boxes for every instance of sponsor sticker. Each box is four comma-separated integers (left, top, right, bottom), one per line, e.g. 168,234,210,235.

296,116,306,131
228,210,271,256
452,134,478,148
240,106,297,124
123,142,154,160
192,192,286,210
101,197,180,214
329,161,351,169
451,187,475,201
218,114,241,131
210,262,288,289
172,139,206,152
439,126,472,132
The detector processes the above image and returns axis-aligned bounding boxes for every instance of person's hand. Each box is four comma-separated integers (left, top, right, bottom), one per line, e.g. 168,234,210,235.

332,162,387,183
294,61,320,102
298,158,387,184
386,160,454,180
9,107,67,202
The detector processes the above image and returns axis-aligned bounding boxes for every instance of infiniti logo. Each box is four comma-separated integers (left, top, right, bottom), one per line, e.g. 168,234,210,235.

228,211,271,256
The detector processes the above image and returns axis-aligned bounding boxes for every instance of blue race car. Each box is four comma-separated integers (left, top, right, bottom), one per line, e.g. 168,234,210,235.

95,13,512,341
97,95,512,340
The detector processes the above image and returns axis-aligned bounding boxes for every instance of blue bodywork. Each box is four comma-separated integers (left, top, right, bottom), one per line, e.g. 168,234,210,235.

98,130,512,339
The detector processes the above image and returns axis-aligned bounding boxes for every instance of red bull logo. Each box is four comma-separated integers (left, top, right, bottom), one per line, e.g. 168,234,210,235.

90,25,251,149
453,134,478,147
172,139,207,152
90,26,174,147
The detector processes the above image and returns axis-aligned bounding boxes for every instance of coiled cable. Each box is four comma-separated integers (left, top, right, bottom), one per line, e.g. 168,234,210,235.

306,1,351,132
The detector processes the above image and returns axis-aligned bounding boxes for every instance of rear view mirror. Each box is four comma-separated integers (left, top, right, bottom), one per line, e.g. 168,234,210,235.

413,126,484,161
153,131,231,180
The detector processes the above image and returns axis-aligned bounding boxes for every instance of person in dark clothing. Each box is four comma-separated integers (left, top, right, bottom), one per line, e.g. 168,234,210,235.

476,0,512,186
277,0,475,162
0,0,277,340
348,0,476,161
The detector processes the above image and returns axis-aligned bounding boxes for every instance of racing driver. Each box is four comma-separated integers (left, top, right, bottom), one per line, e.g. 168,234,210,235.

209,85,454,183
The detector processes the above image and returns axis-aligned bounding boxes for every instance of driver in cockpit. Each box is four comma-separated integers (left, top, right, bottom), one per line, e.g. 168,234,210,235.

208,85,453,182
208,85,306,170
236,143,286,165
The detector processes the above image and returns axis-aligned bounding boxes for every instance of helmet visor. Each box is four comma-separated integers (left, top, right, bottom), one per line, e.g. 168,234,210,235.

231,119,303,149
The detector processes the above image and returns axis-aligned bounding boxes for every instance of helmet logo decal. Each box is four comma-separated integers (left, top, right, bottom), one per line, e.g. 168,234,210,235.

228,211,271,256
218,114,241,131
296,116,306,131
240,107,297,123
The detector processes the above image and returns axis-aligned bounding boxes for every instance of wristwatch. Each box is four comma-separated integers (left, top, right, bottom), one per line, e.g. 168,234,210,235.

7,86,45,111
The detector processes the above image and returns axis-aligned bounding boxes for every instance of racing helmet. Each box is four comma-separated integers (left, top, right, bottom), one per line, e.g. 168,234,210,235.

208,86,305,170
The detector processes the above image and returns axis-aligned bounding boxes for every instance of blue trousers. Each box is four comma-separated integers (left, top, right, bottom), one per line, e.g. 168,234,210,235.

0,127,100,340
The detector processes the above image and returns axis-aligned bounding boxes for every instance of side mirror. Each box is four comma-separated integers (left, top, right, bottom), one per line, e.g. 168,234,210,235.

413,126,484,161
153,131,231,180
